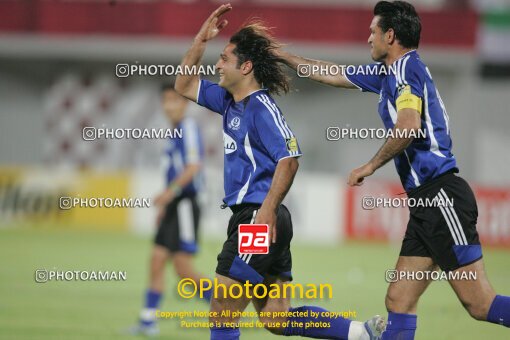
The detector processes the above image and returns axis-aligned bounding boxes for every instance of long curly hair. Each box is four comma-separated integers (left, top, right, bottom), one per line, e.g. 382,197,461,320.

229,21,289,96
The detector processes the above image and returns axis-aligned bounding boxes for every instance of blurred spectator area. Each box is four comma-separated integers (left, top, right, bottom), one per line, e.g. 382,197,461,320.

0,0,477,47
0,0,509,186
39,73,222,171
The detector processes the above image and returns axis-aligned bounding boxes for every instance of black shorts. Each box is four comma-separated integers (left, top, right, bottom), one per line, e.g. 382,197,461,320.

400,172,483,271
154,195,200,254
216,204,293,284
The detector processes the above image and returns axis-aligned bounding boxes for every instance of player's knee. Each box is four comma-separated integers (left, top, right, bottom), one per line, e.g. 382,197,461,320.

151,247,169,263
385,293,395,311
385,290,398,311
385,291,416,314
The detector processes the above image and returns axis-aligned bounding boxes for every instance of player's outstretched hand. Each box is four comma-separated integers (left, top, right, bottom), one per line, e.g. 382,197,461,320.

348,163,375,186
195,3,232,43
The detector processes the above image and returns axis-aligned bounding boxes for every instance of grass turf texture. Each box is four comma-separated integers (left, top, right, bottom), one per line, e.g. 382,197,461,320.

1,227,509,339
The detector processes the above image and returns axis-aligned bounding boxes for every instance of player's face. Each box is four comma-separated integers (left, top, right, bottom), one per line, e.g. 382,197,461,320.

368,16,388,62
162,89,186,122
215,43,244,91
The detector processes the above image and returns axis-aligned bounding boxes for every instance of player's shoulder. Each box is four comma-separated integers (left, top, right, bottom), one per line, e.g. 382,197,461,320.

387,50,428,88
400,51,427,77
251,91,281,116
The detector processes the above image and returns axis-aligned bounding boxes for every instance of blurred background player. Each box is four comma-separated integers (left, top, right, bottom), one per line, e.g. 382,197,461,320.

175,4,384,340
129,82,210,336
277,1,510,339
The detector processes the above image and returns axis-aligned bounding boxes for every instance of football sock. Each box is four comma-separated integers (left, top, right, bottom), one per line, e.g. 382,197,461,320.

140,289,161,326
210,326,240,340
381,312,416,340
487,295,510,327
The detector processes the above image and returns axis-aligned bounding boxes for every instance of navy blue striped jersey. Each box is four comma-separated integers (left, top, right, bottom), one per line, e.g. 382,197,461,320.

345,50,458,191
162,117,204,196
197,79,302,206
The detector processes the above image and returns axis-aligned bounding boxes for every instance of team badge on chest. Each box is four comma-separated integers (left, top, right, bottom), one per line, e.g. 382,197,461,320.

228,116,241,130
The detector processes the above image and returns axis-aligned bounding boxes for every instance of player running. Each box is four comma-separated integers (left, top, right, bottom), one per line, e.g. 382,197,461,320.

277,1,510,339
129,83,209,336
175,3,384,340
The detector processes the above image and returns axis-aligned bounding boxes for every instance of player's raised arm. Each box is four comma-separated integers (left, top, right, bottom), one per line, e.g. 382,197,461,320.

276,49,357,89
174,3,232,101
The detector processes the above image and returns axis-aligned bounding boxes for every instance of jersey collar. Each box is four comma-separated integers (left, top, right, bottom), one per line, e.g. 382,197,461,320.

234,88,268,108
238,88,267,102
390,49,417,68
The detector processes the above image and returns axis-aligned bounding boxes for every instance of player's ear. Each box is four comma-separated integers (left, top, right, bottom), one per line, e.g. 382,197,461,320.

386,28,396,45
240,60,253,75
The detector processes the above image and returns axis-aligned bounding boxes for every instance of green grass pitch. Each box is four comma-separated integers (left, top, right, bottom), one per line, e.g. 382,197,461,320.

1,226,509,339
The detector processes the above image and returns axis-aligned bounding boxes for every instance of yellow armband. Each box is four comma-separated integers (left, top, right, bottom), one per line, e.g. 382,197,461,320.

396,93,422,114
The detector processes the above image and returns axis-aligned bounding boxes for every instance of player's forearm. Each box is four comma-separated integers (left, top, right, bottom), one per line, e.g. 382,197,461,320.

368,135,413,172
175,39,207,101
168,164,201,193
262,157,299,212
368,109,421,171
278,50,355,88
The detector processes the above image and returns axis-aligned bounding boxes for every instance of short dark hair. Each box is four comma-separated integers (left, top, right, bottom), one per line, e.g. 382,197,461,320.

229,22,289,96
374,1,421,49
